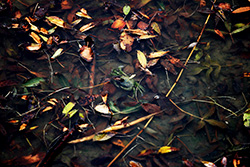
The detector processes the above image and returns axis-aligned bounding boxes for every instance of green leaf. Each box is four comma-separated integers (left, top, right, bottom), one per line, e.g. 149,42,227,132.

56,73,70,87
194,51,203,61
21,77,45,87
188,66,208,75
243,109,250,128
93,132,115,141
205,119,227,129
224,21,231,32
231,24,250,35
205,67,213,81
123,5,131,15
68,109,78,118
62,102,76,115
213,65,221,78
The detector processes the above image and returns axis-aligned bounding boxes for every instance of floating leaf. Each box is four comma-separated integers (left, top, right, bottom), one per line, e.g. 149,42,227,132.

111,19,126,30
232,6,250,13
62,102,76,115
93,132,115,141
151,22,161,35
123,5,131,15
158,146,179,154
137,50,147,68
51,48,64,59
205,119,227,129
148,51,169,58
94,104,111,115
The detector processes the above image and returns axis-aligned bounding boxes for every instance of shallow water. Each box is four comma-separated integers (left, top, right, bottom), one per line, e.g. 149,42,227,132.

0,0,250,166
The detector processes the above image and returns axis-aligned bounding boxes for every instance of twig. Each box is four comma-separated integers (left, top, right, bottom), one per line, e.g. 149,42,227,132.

44,50,54,83
169,99,203,120
166,0,217,98
226,92,248,118
107,116,154,167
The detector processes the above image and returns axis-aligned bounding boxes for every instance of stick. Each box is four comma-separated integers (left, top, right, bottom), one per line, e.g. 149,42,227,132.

166,0,217,98
107,116,154,167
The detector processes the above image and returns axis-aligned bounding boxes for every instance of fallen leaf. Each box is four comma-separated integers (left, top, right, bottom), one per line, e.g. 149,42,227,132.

79,45,94,62
93,132,116,141
232,6,250,13
129,160,143,167
137,50,147,68
139,34,157,39
141,103,161,113
79,22,95,32
46,16,66,28
214,29,225,39
148,51,169,58
51,48,64,60
120,32,134,52
158,146,180,154
123,5,131,15
151,22,161,35
160,59,177,75
111,138,125,147
124,29,148,35
61,0,73,10
62,102,76,115
200,160,216,167
111,19,126,30
29,32,41,43
205,119,227,129
94,104,111,115
167,55,185,68
76,8,92,19
26,43,42,51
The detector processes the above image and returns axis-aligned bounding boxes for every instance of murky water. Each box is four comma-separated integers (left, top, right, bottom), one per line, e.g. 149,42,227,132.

0,0,250,166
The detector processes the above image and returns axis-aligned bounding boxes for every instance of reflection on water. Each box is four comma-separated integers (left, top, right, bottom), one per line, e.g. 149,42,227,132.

0,0,250,166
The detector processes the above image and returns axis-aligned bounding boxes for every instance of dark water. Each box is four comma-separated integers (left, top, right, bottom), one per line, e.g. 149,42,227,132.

0,0,250,166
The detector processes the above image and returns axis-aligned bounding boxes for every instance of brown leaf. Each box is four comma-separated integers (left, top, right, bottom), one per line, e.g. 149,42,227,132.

79,45,94,62
195,120,206,132
205,119,227,129
61,0,73,9
137,149,155,156
141,103,161,114
167,55,185,68
147,58,159,67
111,19,126,30
160,59,177,75
111,138,125,147
137,21,148,30
145,75,158,92
120,32,134,52
79,22,95,32
232,6,250,13
214,29,225,39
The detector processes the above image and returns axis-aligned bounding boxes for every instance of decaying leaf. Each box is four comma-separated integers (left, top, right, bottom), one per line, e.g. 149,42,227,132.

61,0,73,10
79,45,94,62
201,160,216,167
111,19,126,30
137,50,147,68
137,21,148,30
76,8,92,19
205,119,227,129
46,16,67,28
147,58,159,67
137,149,155,156
138,34,157,39
94,104,111,115
158,146,180,154
168,55,185,68
124,29,148,35
120,32,134,52
42,106,53,112
232,6,250,13
160,59,177,75
141,103,161,114
79,22,95,32
148,51,169,58
151,22,161,35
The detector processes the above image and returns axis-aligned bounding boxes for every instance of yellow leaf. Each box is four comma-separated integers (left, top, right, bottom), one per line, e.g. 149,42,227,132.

42,106,53,112
151,22,161,35
62,102,76,115
158,146,179,154
139,34,157,39
76,8,92,19
51,48,64,59
148,51,169,58
137,50,147,68
29,32,41,43
26,43,42,51
46,16,65,28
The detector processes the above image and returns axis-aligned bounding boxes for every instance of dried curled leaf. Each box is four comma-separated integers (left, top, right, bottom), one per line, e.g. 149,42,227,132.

120,32,134,52
79,45,94,62
137,50,147,68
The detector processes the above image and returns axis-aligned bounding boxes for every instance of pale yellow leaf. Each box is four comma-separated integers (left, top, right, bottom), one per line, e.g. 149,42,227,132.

137,50,147,68
148,51,169,58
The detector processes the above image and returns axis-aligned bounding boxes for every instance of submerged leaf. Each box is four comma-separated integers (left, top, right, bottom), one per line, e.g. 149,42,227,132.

213,65,221,78
230,24,250,34
205,119,227,129
188,66,208,75
21,77,45,87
